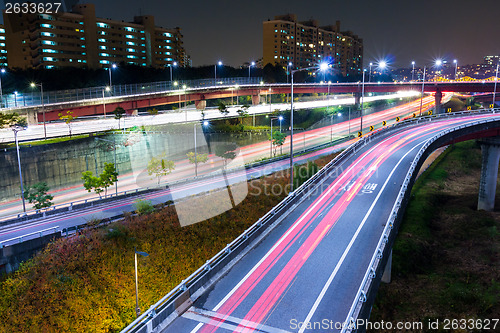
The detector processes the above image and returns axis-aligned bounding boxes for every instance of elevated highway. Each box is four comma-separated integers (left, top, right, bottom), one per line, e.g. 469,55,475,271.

3,78,498,123
121,109,500,333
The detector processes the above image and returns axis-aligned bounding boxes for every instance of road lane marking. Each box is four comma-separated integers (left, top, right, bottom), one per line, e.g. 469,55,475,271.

297,139,427,333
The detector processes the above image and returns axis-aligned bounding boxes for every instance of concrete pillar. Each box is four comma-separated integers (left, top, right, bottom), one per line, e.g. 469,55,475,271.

478,138,500,211
381,249,392,283
435,89,442,114
354,92,361,107
195,100,206,110
251,95,260,106
26,110,38,126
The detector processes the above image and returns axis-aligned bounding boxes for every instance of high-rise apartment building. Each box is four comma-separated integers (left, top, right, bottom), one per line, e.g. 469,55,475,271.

2,3,188,69
263,14,363,77
0,25,6,67
484,55,500,66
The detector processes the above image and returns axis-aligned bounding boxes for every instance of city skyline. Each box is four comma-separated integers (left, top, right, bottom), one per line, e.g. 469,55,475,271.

29,0,497,68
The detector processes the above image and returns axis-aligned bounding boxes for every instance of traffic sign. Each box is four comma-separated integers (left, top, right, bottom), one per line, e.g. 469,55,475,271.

357,131,362,137
396,117,400,122
447,108,452,113
382,121,387,126
467,106,471,110
490,104,494,109
428,110,433,115
412,113,416,118
369,126,374,131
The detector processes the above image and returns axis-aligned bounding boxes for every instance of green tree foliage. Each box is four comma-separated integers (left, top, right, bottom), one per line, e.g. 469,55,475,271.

58,110,77,137
82,162,118,198
218,101,229,116
236,104,250,118
113,106,126,129
134,199,155,215
186,152,209,165
293,161,319,188
147,154,175,184
215,142,238,167
268,131,287,157
24,182,54,210
147,108,158,116
0,112,26,128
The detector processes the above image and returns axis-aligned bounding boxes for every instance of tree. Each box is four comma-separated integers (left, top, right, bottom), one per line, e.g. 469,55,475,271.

24,182,54,210
186,151,208,176
215,142,238,167
82,162,118,198
218,101,229,116
147,154,175,184
268,131,287,157
0,113,26,128
58,110,77,137
147,108,158,116
113,106,126,130
236,104,250,118
293,161,319,189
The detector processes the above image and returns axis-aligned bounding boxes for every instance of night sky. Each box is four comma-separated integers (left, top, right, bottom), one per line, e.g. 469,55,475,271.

6,0,500,68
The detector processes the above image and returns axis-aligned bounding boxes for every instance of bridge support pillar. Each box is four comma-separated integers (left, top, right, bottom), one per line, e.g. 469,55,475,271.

381,249,392,283
354,92,361,107
26,109,38,126
251,95,260,105
435,89,442,114
195,100,206,110
478,138,500,211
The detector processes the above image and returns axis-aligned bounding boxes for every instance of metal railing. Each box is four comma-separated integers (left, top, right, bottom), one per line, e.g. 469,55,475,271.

0,77,263,110
340,107,500,332
0,226,59,248
120,106,500,333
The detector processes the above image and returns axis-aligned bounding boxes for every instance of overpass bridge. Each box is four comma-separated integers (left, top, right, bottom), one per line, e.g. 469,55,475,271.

120,108,500,333
2,78,499,124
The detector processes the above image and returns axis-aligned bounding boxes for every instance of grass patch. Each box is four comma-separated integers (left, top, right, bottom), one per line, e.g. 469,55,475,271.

370,141,500,325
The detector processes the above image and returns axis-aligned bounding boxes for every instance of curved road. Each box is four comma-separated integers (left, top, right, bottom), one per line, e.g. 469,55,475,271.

160,113,499,333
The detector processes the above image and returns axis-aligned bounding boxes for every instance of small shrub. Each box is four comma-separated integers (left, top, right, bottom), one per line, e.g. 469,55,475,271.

134,199,155,215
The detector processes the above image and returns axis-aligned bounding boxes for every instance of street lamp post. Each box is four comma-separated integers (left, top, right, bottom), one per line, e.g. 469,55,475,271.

419,66,427,116
13,126,27,212
30,82,46,139
289,62,329,191
411,61,415,82
102,86,110,118
134,248,149,318
108,63,117,87
248,61,255,78
214,61,222,85
0,68,5,109
368,62,373,82
183,84,187,121
269,116,283,157
360,69,366,132
453,59,458,81
169,61,177,82
493,61,499,109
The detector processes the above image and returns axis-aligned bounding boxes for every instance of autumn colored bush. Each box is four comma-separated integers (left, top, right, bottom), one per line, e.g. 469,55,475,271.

0,171,294,332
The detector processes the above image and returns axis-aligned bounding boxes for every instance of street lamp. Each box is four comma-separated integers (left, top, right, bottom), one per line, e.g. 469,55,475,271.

109,63,117,87
286,62,293,84
102,86,111,117
411,61,415,82
289,63,329,191
193,120,209,177
30,82,46,139
453,59,458,81
182,84,187,121
360,68,367,132
214,60,222,84
134,247,149,318
13,125,27,212
169,61,177,82
369,62,373,82
493,61,499,109
418,59,442,116
248,61,255,78
269,116,283,157
13,91,17,107
0,68,5,109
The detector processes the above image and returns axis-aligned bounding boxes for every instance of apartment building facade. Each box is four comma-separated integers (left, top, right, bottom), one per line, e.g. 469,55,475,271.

2,3,188,69
263,14,363,77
